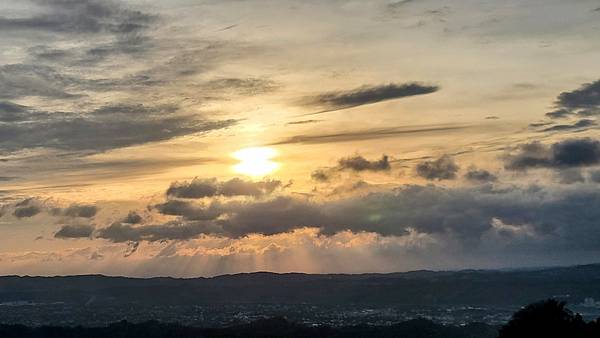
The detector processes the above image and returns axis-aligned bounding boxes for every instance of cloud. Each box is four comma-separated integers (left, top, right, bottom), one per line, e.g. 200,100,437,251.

0,101,33,122
0,102,236,152
11,198,42,218
154,200,223,221
97,221,217,243
311,169,331,182
13,205,41,218
0,64,81,99
338,155,391,172
541,119,596,132
300,82,439,115
124,241,139,257
546,79,600,119
416,155,459,180
166,178,282,199
590,170,600,183
309,154,391,183
286,119,322,125
556,79,600,110
556,169,585,184
201,78,278,96
0,0,156,35
546,109,572,119
387,0,418,11
464,168,497,183
55,224,94,239
505,138,600,170
122,211,143,224
272,124,467,145
60,204,98,218
100,184,600,255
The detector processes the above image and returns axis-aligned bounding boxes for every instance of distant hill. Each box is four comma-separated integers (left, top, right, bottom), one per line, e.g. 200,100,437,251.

1,263,599,307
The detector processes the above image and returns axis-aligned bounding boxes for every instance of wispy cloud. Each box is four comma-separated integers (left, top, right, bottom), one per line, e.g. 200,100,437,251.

272,124,467,145
299,82,439,115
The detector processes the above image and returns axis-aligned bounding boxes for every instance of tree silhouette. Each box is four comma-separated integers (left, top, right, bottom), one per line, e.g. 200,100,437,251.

499,299,589,338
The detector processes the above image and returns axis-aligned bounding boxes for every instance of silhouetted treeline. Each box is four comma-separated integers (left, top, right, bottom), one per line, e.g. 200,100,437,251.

0,299,598,338
499,299,600,338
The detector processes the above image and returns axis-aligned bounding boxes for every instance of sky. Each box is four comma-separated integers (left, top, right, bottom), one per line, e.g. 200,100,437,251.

0,0,599,277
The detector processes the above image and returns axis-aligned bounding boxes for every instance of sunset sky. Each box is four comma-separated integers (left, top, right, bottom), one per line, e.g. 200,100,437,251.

1,0,600,277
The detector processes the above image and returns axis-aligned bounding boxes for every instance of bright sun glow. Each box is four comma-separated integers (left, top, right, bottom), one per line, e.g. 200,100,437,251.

232,147,280,177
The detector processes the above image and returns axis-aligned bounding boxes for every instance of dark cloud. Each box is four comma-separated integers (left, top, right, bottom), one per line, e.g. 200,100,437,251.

556,79,600,110
10,198,42,218
0,64,81,99
300,82,439,115
575,109,600,117
546,109,572,119
166,178,282,199
13,205,41,218
97,221,217,243
505,138,600,170
416,155,459,180
590,170,600,183
286,119,322,125
311,169,331,182
54,224,94,239
154,200,223,221
1,0,159,89
0,0,156,35
556,169,585,184
529,121,553,128
124,241,139,257
309,155,391,183
62,204,98,218
0,102,236,152
464,168,497,183
272,125,467,145
0,101,31,122
338,155,391,172
546,80,600,119
541,119,596,132
102,184,600,254
122,211,142,224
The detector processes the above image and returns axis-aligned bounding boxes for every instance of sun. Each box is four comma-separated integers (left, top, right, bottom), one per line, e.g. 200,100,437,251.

232,147,280,177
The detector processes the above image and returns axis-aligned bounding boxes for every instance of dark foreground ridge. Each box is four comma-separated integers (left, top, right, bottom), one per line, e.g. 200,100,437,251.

0,300,599,338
